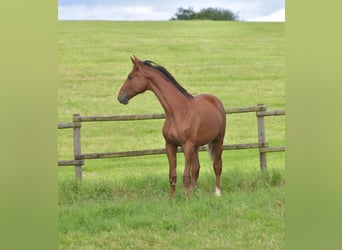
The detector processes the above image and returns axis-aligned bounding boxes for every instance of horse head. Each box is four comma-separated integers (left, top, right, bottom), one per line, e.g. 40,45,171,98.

117,55,148,105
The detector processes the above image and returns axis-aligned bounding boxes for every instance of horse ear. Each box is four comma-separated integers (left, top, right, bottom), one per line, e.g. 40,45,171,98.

131,55,140,64
130,55,141,70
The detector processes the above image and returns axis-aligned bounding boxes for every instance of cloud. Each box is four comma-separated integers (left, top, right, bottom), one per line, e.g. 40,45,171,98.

58,5,170,20
58,1,285,22
251,7,285,22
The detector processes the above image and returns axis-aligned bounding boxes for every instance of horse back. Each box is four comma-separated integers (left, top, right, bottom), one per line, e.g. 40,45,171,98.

195,94,225,121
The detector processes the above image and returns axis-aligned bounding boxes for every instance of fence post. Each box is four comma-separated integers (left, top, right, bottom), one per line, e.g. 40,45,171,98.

73,113,83,180
257,104,267,171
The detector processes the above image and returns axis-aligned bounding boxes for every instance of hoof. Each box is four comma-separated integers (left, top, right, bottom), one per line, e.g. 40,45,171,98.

215,187,221,197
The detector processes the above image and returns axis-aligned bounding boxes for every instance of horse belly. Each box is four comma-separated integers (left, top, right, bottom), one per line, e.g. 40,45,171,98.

196,118,221,146
195,95,225,145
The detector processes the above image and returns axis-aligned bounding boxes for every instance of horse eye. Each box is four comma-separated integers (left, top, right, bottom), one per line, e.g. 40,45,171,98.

128,75,133,80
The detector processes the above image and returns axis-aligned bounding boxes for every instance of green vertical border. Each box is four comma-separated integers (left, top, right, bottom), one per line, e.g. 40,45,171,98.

0,1,57,249
2,0,342,249
286,0,342,249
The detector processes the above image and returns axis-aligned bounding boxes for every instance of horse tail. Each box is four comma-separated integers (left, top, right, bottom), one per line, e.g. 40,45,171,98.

208,138,222,161
208,140,216,161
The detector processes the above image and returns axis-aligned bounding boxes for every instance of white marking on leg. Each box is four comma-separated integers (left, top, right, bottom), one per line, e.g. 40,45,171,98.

215,187,221,197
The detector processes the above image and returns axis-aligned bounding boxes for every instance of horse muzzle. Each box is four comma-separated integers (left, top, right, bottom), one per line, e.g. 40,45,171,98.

118,95,129,105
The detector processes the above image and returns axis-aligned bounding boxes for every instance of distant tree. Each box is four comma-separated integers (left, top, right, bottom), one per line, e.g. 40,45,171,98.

195,7,238,20
171,7,196,20
171,7,239,21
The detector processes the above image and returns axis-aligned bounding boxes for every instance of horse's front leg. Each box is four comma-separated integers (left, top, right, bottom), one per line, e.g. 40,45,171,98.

191,147,200,188
182,141,195,199
166,142,177,199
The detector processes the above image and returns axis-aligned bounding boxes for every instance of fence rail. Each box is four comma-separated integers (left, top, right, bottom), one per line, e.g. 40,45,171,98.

71,105,268,123
58,104,285,180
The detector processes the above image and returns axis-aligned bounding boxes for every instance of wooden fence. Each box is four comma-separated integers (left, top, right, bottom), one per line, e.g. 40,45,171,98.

58,104,285,180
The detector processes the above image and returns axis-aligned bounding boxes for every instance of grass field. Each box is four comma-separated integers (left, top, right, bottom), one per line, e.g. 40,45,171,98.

58,21,285,249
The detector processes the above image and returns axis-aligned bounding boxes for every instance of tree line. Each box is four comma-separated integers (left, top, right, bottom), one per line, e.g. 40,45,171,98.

171,7,239,21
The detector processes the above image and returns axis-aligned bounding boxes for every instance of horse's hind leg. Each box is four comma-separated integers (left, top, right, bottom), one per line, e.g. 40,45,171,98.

191,147,200,188
212,142,223,196
213,157,222,196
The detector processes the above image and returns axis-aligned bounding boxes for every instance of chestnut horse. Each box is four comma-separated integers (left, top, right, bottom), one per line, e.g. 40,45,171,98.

118,56,226,198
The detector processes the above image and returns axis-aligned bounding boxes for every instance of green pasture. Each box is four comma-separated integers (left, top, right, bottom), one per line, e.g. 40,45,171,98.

58,21,285,249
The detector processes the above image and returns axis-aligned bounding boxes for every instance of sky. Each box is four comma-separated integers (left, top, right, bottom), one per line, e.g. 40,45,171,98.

58,0,285,22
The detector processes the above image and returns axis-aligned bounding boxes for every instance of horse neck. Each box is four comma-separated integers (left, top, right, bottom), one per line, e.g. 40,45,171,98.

145,71,191,117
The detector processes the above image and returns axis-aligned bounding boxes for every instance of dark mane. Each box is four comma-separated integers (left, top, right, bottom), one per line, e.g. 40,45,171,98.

142,60,193,98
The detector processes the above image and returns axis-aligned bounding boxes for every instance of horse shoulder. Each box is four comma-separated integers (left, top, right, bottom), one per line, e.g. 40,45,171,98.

162,118,179,143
